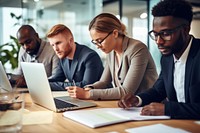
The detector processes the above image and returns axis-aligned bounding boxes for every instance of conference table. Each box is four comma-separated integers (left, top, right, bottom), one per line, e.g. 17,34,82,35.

21,91,200,133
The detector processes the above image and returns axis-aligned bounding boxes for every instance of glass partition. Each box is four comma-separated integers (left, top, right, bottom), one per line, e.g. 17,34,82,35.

1,0,200,74
148,0,161,73
0,0,103,71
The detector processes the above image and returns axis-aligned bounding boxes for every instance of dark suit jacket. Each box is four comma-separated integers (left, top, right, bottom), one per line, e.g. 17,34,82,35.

48,43,103,91
138,37,200,119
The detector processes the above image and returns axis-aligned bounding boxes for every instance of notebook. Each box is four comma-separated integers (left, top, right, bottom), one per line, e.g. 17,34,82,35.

63,107,170,128
21,62,96,112
0,61,12,92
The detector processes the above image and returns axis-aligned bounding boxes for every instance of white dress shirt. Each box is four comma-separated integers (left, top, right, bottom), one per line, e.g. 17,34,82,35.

173,36,193,102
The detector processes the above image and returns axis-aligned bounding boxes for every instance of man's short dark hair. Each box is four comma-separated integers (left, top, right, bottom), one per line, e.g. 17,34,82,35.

152,0,193,24
18,25,36,33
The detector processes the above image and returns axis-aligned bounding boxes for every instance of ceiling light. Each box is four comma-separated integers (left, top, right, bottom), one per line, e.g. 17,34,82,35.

140,12,147,19
23,0,28,3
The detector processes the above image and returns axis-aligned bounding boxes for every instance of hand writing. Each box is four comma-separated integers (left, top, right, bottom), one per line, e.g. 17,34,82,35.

118,94,139,109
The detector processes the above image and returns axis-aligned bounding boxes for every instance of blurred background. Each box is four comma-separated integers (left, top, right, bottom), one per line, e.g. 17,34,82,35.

0,0,200,73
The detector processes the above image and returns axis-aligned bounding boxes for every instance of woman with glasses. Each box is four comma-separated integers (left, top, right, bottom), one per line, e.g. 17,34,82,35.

67,13,158,100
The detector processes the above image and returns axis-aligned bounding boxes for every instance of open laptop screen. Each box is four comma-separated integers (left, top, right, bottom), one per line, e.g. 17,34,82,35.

0,61,12,92
21,62,96,112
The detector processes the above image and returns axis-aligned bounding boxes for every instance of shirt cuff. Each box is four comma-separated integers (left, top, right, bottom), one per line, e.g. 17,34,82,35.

83,85,94,90
135,95,142,106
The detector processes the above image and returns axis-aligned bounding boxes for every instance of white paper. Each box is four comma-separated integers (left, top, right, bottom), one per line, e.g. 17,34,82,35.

63,109,126,128
0,110,21,126
63,107,170,128
107,107,170,120
195,121,200,125
125,124,190,133
23,111,53,125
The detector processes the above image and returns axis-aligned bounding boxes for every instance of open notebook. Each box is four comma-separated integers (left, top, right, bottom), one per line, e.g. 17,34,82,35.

21,62,96,112
63,107,170,128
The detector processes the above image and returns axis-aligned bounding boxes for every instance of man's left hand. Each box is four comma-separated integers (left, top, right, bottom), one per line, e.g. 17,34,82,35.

141,102,165,116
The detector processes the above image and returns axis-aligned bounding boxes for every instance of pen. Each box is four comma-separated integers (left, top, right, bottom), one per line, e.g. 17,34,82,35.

72,80,76,86
15,96,19,100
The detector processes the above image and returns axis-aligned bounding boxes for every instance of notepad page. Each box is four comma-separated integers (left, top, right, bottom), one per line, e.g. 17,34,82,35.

63,107,170,128
107,107,170,120
63,108,129,128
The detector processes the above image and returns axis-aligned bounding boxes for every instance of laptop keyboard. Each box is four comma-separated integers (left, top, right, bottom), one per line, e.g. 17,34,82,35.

54,98,78,109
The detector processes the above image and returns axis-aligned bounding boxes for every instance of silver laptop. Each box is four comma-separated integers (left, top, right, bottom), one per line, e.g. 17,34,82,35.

21,62,96,112
0,61,12,92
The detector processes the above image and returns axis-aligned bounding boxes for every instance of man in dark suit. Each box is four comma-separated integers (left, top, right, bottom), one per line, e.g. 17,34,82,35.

118,0,200,119
47,24,103,91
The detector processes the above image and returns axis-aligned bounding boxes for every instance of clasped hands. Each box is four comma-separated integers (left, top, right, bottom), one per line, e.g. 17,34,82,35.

66,86,91,99
118,94,165,116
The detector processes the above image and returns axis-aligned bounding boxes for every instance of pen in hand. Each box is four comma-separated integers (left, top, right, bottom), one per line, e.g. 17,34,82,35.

72,80,76,86
70,80,76,98
15,96,19,100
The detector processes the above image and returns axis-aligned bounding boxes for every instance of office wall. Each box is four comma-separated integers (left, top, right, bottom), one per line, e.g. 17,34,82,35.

0,9,2,45
1,0,199,72
0,0,103,71
191,20,200,38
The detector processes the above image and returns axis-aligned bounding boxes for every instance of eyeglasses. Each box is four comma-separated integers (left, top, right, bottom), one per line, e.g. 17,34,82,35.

91,31,113,46
148,24,185,41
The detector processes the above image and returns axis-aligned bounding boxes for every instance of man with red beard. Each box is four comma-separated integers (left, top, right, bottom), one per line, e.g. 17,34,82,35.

47,24,103,91
118,0,200,119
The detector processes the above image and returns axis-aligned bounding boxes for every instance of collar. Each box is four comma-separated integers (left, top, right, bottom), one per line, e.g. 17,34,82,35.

173,36,193,63
121,35,129,53
71,42,79,60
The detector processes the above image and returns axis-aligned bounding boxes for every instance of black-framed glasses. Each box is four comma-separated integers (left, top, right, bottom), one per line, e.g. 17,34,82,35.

148,24,185,41
91,31,113,46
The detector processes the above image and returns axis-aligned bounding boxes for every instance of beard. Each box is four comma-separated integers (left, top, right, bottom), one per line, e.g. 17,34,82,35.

60,42,72,59
161,33,185,57
27,41,40,56
171,33,185,54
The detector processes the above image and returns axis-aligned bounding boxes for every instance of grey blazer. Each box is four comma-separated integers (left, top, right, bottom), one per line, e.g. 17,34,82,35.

88,36,158,100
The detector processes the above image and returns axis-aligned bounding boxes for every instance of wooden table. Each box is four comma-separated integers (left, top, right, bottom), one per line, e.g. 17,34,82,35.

22,92,200,133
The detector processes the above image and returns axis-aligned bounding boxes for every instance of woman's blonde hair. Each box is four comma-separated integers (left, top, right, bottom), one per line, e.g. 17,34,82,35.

89,13,127,35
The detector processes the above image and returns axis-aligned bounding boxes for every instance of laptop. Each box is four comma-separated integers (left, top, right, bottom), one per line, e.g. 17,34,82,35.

21,62,96,112
0,61,12,92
